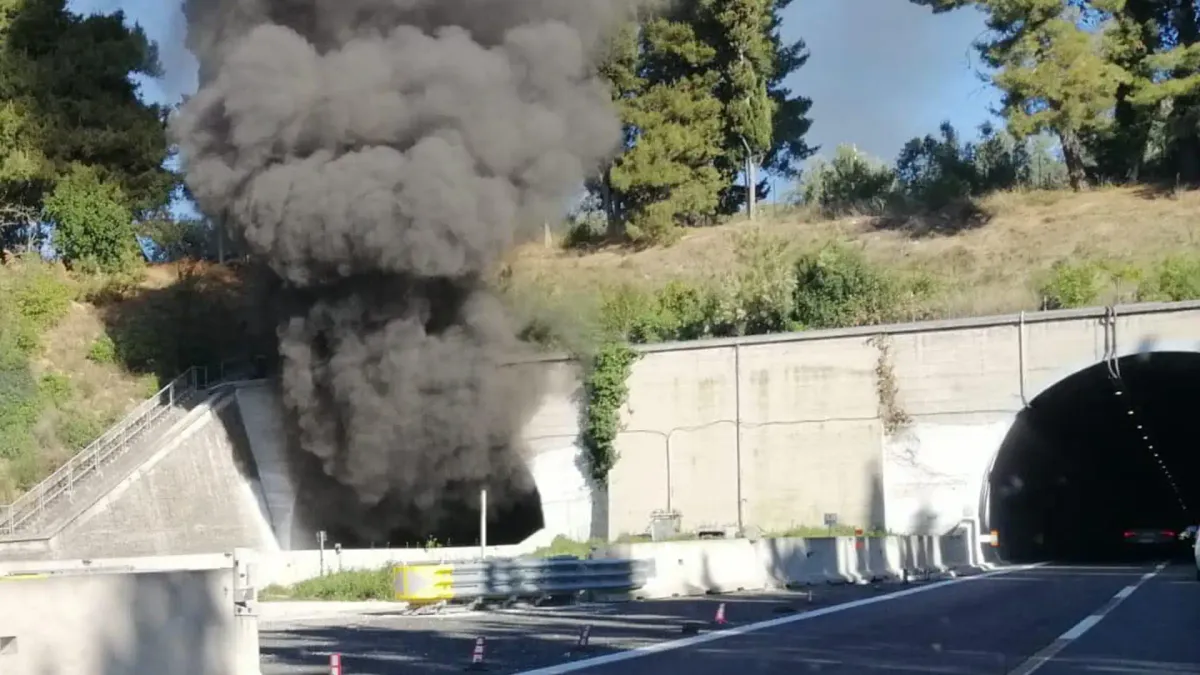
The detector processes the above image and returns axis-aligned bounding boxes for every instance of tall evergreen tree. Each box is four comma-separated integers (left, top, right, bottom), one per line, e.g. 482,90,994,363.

759,0,815,185
914,0,1127,189
609,15,726,241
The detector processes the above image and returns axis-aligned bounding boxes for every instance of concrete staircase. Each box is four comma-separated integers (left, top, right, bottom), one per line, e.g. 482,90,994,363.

0,369,208,538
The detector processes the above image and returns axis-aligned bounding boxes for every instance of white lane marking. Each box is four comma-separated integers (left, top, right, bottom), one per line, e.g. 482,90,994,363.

1058,614,1103,640
1005,561,1168,675
511,563,1049,675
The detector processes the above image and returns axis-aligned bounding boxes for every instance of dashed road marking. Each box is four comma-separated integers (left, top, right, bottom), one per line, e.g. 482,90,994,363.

1004,561,1168,675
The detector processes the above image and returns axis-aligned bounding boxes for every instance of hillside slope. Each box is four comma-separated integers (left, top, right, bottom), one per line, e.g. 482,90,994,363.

508,187,1200,323
3,186,1199,501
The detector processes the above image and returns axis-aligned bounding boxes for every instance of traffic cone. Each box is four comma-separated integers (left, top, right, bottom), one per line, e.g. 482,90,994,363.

466,637,487,671
574,624,592,653
713,602,727,625
329,653,342,675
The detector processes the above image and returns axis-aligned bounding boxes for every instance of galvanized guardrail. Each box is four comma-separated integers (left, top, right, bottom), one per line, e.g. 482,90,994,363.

0,358,272,537
0,368,204,536
394,557,653,606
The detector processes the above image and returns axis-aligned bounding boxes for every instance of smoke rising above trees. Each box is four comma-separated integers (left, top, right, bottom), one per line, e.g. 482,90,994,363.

170,0,644,540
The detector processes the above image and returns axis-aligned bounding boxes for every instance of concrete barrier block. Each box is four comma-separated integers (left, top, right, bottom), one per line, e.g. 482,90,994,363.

0,563,246,674
608,539,766,599
753,537,821,587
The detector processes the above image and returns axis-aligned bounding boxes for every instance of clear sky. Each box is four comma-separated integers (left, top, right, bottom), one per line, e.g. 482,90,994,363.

70,0,1002,167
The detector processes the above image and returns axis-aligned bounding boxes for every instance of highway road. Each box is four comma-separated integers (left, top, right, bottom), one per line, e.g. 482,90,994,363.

260,561,1200,674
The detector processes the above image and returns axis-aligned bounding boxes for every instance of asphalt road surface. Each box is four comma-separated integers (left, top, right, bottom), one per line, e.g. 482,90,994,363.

260,561,1200,674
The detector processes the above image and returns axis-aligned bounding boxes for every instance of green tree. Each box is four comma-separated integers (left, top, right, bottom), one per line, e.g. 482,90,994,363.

913,1,1128,189
704,0,777,217
43,164,139,272
1124,1,1200,181
603,15,727,242
759,0,815,184
986,1,1127,189
0,0,174,222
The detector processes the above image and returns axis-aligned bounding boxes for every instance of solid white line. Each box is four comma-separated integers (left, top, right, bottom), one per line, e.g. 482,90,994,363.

1005,561,1167,675
511,563,1048,675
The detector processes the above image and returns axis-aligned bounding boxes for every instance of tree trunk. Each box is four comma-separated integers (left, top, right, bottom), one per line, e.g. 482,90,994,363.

602,166,625,239
1059,130,1089,191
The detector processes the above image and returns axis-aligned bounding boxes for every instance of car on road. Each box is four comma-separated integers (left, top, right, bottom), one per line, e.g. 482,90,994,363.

1122,527,1178,556
1194,528,1200,580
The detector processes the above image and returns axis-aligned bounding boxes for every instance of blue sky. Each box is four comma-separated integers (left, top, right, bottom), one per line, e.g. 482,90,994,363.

69,0,1001,178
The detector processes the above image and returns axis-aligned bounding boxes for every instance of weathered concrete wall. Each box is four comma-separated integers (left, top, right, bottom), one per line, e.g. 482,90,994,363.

13,302,1199,559
0,566,244,675
600,302,1200,540
50,392,274,559
235,384,308,549
0,392,276,561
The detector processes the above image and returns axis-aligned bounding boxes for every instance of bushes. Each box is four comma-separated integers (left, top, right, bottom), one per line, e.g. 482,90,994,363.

264,567,394,601
1037,256,1200,309
0,259,75,498
593,239,925,346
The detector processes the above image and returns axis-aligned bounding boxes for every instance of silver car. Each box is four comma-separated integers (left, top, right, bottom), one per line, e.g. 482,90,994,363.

1194,529,1200,581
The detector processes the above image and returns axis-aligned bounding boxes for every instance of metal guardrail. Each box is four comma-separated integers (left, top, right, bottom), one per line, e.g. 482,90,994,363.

393,557,654,605
0,368,203,536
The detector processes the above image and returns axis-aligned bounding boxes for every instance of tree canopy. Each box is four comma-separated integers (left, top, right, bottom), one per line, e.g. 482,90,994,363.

0,0,174,257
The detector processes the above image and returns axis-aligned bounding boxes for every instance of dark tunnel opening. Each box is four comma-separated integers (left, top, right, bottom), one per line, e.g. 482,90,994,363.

280,414,546,550
288,443,547,549
989,351,1200,563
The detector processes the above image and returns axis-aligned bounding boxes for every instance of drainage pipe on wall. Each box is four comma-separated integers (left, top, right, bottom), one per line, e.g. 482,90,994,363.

734,342,744,535
1018,311,1029,407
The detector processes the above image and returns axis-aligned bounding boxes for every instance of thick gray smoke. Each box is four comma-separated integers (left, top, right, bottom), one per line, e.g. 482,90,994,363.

172,0,634,540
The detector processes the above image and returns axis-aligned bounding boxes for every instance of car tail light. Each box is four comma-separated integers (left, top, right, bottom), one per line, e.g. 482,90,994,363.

1124,531,1135,538
1163,530,1176,538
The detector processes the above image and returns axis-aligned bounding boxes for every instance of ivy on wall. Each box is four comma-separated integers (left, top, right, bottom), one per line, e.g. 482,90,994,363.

581,341,638,484
867,334,911,434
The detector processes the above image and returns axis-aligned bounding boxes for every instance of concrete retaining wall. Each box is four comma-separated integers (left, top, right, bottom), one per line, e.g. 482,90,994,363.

0,552,258,675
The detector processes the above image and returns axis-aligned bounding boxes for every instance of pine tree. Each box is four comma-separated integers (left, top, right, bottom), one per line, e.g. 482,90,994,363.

759,0,815,185
609,15,725,241
916,0,1127,189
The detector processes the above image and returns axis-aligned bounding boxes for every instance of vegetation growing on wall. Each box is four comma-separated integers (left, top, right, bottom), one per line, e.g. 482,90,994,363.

580,341,639,484
868,334,911,435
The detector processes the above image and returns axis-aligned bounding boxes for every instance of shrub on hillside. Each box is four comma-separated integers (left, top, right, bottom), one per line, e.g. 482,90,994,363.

793,244,899,328
591,239,914,345
1144,256,1200,302
795,145,898,217
0,260,75,498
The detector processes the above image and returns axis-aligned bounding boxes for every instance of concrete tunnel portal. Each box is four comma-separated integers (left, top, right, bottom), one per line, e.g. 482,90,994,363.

987,350,1200,562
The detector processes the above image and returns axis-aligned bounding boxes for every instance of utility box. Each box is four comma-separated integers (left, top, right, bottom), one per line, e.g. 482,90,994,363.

649,510,681,541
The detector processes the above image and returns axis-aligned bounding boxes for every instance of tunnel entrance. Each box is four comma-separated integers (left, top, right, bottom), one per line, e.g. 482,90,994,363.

988,351,1200,563
286,438,546,550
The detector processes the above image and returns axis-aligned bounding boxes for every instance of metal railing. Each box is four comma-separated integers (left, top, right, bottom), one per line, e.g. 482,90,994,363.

393,557,654,605
0,368,203,536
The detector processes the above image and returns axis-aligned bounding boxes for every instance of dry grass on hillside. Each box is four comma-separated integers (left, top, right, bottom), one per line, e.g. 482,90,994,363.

29,302,158,460
507,187,1200,319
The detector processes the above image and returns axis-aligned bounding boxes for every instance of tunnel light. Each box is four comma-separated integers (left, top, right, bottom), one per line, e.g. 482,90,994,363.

1128,410,1135,415
1143,435,1149,440
1114,390,1123,395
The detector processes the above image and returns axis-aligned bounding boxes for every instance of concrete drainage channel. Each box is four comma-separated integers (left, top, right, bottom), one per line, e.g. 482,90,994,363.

0,530,984,674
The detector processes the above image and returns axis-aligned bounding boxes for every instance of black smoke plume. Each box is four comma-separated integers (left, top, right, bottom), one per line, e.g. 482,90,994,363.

172,0,636,542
